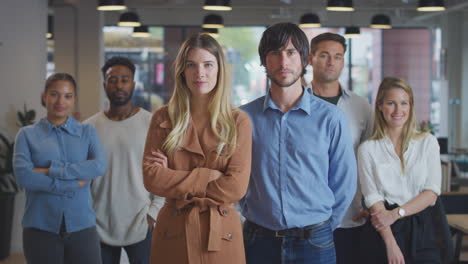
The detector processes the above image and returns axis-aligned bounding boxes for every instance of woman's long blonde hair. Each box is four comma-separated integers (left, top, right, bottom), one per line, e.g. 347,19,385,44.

162,33,237,158
371,77,425,171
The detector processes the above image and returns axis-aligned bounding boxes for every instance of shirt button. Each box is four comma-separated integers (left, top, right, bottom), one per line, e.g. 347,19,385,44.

227,233,233,239
222,209,228,216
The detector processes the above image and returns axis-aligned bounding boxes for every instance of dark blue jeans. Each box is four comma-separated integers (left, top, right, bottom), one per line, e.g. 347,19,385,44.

244,220,336,264
100,229,152,264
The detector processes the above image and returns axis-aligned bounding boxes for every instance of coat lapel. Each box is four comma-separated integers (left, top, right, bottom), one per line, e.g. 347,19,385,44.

180,118,205,158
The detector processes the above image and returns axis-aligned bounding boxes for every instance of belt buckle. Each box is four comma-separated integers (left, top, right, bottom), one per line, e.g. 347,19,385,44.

274,230,286,238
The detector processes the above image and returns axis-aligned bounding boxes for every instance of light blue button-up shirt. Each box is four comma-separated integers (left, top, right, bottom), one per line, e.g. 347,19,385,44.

240,88,356,230
13,117,106,233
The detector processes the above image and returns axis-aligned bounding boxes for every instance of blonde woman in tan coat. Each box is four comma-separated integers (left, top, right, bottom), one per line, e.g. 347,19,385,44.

142,33,252,264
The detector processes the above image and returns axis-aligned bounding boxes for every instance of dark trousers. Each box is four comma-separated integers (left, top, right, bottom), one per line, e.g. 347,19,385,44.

333,225,364,264
23,226,102,264
360,203,441,264
100,229,152,264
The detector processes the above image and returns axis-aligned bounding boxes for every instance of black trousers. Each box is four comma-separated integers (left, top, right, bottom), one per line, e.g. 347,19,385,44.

334,225,365,264
100,229,152,264
360,202,441,264
23,225,102,264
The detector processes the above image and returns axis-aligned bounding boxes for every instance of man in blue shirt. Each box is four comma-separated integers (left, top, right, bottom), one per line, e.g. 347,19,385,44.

240,22,357,264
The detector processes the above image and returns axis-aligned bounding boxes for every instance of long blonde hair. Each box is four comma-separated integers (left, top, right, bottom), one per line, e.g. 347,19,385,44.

162,33,237,158
371,77,425,171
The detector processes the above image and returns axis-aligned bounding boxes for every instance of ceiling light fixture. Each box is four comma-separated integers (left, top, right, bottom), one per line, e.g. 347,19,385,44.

97,0,126,11
370,14,392,29
203,0,232,11
299,13,321,28
46,15,53,39
417,0,446,12
131,25,150,38
344,26,360,38
202,28,220,38
202,14,224,28
326,0,354,12
118,11,141,27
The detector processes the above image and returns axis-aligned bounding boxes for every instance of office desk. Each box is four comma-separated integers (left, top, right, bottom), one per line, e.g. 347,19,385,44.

447,214,468,264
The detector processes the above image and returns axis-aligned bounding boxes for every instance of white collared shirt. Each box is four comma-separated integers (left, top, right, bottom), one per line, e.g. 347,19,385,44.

358,133,441,209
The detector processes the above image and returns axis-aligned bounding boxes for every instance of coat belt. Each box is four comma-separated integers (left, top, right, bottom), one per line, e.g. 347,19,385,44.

166,199,228,264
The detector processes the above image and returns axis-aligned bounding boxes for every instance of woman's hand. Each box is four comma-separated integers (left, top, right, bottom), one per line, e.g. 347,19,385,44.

33,168,49,175
144,149,168,168
371,208,399,230
78,180,90,187
386,241,405,264
209,170,223,182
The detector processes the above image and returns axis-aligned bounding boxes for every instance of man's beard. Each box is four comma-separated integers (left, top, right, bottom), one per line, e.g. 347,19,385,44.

107,89,133,107
267,68,302,88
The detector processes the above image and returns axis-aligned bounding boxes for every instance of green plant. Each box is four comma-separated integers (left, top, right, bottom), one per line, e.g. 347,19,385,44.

419,120,434,135
17,104,36,127
0,105,36,193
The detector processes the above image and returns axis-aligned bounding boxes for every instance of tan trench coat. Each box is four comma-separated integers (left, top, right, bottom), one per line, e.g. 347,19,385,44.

143,106,252,264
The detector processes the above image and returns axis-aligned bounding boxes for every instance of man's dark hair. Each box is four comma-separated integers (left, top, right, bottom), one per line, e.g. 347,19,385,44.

310,32,347,55
101,56,136,78
258,22,310,76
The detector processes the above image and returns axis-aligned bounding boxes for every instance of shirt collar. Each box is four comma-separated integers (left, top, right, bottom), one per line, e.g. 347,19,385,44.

309,82,350,99
37,117,82,139
340,86,351,98
262,86,311,115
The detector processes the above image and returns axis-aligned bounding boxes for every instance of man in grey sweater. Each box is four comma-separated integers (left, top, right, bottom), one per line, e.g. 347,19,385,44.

85,56,163,264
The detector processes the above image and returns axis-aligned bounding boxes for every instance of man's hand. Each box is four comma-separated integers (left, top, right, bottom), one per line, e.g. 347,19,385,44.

352,209,369,221
147,215,156,232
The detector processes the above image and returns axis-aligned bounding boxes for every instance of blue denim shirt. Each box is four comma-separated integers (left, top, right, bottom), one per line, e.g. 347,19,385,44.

240,88,357,230
13,117,106,233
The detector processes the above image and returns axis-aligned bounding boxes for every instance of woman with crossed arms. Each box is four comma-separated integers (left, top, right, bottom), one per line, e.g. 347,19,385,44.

142,33,252,264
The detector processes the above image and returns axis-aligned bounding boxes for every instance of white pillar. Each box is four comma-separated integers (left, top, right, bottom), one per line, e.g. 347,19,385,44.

460,15,468,148
0,0,48,255
53,0,105,120
440,11,464,149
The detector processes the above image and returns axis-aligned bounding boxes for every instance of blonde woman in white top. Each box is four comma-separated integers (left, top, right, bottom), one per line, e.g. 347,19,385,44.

357,77,441,264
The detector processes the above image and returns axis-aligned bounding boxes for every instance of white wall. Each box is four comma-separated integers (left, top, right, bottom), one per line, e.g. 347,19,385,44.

0,0,48,254
54,1,105,120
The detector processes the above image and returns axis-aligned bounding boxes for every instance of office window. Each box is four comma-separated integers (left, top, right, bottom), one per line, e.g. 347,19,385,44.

216,27,267,106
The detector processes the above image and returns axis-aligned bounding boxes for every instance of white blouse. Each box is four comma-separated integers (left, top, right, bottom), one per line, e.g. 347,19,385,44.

357,133,441,208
